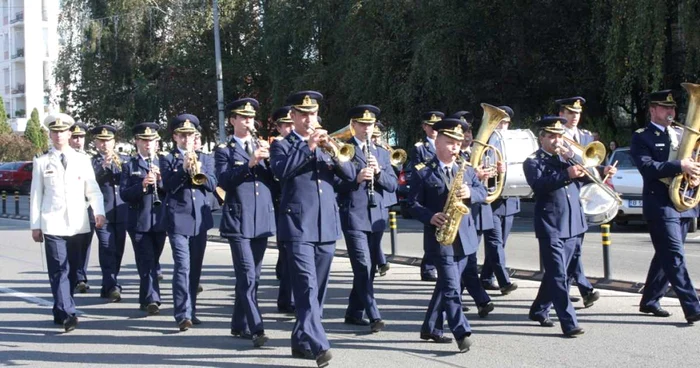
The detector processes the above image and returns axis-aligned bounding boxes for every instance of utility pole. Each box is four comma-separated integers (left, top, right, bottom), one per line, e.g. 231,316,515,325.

213,0,225,143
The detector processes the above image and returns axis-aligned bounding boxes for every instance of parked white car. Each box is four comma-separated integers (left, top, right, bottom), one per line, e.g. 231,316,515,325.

606,147,697,232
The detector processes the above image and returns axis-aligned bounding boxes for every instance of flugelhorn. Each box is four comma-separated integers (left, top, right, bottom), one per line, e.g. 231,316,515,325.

187,150,207,185
308,123,355,162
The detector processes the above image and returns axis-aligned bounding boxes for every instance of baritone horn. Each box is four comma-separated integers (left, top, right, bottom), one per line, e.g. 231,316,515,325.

668,82,700,211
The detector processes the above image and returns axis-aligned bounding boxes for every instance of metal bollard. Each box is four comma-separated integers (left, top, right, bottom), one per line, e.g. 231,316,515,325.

389,211,398,256
1,190,6,215
14,191,19,217
601,224,612,280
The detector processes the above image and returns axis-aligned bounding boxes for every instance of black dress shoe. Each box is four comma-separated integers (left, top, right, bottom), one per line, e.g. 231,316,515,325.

344,316,370,326
481,282,500,291
462,305,470,312
197,284,203,294
316,350,333,368
146,303,160,315
379,264,390,276
456,335,472,353
529,315,555,327
75,282,88,293
582,290,600,308
63,315,78,332
231,329,252,339
108,287,121,303
191,316,202,325
421,271,438,282
370,319,385,332
252,332,269,347
291,348,315,359
569,295,581,303
639,306,671,317
420,332,453,343
500,282,518,295
686,313,700,324
277,305,296,314
564,326,585,337
477,302,494,318
53,317,63,325
178,319,192,331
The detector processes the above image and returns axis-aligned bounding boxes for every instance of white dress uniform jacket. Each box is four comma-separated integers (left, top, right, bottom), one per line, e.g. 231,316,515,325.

30,148,105,236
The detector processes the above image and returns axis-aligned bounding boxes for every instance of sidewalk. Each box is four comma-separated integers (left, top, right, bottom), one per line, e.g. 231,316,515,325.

0,233,698,367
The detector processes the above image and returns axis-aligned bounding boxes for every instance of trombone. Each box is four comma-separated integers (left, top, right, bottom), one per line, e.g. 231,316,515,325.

555,144,621,204
378,142,407,167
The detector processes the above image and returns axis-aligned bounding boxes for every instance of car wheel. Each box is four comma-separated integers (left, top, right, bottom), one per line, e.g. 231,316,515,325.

400,203,413,219
690,217,698,233
20,181,30,194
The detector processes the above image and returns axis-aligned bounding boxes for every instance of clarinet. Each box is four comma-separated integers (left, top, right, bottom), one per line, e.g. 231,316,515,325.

247,126,270,165
365,138,378,208
146,156,162,207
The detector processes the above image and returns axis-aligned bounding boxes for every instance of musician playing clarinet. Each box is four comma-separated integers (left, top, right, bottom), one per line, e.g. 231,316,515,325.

120,123,166,315
335,105,396,333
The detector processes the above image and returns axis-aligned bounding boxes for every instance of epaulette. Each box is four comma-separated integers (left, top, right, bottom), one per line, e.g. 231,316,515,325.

414,163,426,171
414,142,422,147
273,136,284,141
217,143,227,149
580,129,591,134
158,151,168,156
635,128,645,133
527,153,537,159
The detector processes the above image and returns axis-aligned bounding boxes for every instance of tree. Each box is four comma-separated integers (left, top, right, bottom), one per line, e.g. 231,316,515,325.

0,134,40,161
24,108,48,152
0,95,11,135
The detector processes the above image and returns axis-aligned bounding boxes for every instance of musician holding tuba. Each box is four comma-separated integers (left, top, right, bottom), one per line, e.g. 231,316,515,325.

119,122,166,315
630,89,700,323
90,125,129,303
214,98,273,347
407,118,487,352
160,114,217,331
556,97,602,308
335,105,396,332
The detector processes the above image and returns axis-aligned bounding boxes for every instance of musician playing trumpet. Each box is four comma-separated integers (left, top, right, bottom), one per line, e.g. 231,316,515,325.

90,125,129,303
120,123,166,315
214,98,274,347
160,114,217,331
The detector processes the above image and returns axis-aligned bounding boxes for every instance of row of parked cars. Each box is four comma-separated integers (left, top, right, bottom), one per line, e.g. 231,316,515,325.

0,161,33,194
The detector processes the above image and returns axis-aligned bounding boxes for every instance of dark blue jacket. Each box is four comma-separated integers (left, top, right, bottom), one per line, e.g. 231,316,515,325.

336,139,398,233
407,137,436,173
523,148,589,239
215,138,276,239
408,157,487,257
119,154,166,233
270,132,356,242
160,149,217,236
92,153,129,223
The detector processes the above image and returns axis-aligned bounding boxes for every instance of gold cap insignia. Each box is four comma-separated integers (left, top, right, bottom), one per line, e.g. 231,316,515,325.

286,111,291,119
667,93,674,102
455,125,463,135
363,110,373,120
55,118,64,127
302,95,312,106
553,121,563,129
144,127,153,135
427,114,442,123
101,128,108,136
573,100,581,109
71,125,79,132
244,102,254,112
183,119,192,128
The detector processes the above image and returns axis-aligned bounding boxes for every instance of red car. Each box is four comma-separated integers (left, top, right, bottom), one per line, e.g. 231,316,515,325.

0,161,33,194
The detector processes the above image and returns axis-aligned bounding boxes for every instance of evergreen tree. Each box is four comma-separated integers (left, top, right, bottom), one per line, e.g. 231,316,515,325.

24,108,48,151
0,96,11,135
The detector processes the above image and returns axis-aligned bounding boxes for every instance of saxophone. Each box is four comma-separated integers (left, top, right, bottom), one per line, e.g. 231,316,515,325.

669,82,700,211
435,155,471,246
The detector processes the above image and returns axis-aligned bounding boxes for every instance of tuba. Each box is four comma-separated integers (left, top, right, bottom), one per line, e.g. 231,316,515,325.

470,103,508,203
435,155,471,245
669,82,700,211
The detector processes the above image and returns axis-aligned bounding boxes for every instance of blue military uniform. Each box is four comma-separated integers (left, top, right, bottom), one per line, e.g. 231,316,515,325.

525,116,588,336
269,91,355,362
215,98,274,346
479,106,519,292
69,122,95,292
120,123,167,314
408,118,486,351
160,114,217,330
373,121,396,275
335,105,397,331
90,125,129,301
408,111,444,281
630,89,700,323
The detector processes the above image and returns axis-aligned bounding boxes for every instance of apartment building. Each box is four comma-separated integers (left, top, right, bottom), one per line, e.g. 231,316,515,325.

0,0,60,132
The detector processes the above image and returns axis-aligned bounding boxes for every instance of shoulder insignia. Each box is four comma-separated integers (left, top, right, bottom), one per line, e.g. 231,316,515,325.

274,136,284,141
635,128,645,133
414,142,422,147
527,153,537,159
414,163,426,171
654,131,660,137
430,161,437,169
580,129,591,134
289,134,298,143
424,142,430,147
218,143,227,149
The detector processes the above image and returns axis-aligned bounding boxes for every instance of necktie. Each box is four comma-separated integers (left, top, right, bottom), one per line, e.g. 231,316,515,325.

245,141,253,156
60,153,67,169
444,166,453,183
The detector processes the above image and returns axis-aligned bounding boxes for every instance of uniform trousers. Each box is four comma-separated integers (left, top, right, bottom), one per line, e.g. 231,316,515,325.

276,241,295,310
529,235,580,334
288,241,335,355
95,222,127,295
169,232,207,323
229,236,267,334
344,230,382,321
44,234,82,321
641,217,700,317
421,253,471,340
75,217,95,284
129,231,166,307
481,213,514,286
567,234,594,297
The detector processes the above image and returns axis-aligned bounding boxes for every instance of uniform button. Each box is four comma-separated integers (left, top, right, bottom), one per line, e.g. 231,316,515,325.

287,208,291,213
317,180,321,183
192,196,195,200
319,189,323,194
255,183,259,187
256,192,259,196
567,194,570,198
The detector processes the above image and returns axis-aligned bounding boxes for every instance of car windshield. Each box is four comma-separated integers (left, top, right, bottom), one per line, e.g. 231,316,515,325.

612,150,636,169
0,162,22,171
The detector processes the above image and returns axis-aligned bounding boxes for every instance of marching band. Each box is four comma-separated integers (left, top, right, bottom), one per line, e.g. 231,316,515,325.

27,86,700,366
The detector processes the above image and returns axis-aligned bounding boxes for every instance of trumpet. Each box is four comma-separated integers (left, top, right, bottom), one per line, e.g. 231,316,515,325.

103,149,122,172
246,126,270,164
186,150,207,185
308,123,355,162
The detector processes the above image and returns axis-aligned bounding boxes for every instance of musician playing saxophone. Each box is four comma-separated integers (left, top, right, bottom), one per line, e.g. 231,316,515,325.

91,125,129,303
119,123,166,315
407,118,487,353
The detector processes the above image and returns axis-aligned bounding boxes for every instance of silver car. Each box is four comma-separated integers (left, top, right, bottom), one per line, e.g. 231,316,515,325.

607,147,697,232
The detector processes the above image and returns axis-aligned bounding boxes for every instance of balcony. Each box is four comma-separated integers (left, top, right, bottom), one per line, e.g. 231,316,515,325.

11,83,24,95
10,11,23,25
42,10,48,22
10,48,23,59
